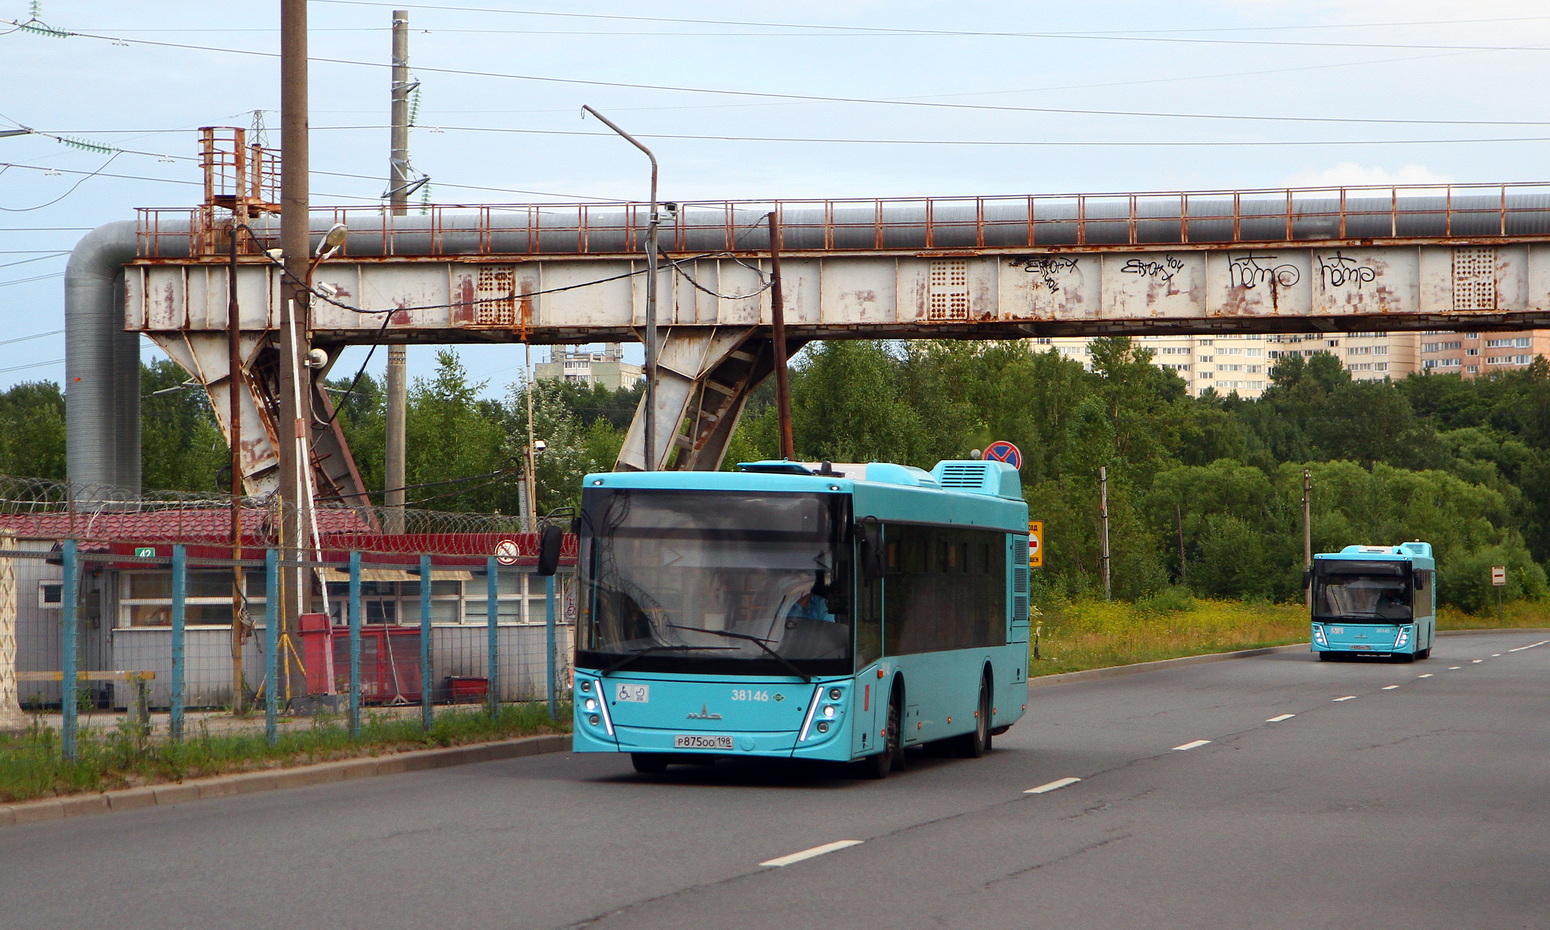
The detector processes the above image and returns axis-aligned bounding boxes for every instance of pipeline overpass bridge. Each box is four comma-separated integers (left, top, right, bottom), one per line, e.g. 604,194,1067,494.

67,171,1550,507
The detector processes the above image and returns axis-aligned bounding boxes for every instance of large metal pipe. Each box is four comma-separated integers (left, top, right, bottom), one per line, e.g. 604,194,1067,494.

64,220,142,494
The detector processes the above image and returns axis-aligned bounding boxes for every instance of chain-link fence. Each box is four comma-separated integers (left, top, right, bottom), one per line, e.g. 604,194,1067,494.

0,477,577,760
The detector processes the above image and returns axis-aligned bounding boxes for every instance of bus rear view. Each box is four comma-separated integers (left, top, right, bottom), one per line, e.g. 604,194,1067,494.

1310,542,1436,662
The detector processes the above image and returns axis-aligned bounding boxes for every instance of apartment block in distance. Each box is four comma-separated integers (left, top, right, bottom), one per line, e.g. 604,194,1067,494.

533,344,643,390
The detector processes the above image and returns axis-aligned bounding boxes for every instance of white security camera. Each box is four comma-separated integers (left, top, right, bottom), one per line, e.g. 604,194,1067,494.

264,248,284,262
305,348,329,369
533,440,547,453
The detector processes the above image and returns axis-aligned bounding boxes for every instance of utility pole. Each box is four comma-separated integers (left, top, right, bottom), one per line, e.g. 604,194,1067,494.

581,106,658,470
279,0,312,699
384,9,410,533
1303,468,1313,609
767,212,793,460
1099,466,1112,602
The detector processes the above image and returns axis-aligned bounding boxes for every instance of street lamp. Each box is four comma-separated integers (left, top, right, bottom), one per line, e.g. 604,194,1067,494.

581,105,659,471
0,129,28,138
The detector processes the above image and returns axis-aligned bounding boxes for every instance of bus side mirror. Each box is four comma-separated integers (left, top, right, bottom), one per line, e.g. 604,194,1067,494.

536,525,563,577
856,522,884,581
1303,569,1312,590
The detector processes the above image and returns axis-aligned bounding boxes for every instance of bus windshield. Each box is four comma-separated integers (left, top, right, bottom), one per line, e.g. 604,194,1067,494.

576,488,852,675
1313,561,1412,622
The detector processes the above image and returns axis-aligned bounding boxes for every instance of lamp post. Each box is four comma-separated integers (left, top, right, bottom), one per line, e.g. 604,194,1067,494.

580,105,658,471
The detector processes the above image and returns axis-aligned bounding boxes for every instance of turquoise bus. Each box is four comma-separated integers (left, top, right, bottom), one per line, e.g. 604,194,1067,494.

1310,542,1436,662
571,459,1031,777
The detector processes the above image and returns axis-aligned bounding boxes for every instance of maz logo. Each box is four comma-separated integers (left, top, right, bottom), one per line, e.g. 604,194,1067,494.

686,704,723,720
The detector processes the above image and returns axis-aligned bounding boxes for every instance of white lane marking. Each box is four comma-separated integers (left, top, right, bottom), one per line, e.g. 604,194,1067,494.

1025,777,1082,795
1266,714,1295,722
760,840,864,868
1173,739,1212,751
1491,653,1502,657
1448,666,1463,670
1418,673,1433,678
1508,640,1549,652
1382,685,1399,690
1472,659,1484,664
1333,695,1356,702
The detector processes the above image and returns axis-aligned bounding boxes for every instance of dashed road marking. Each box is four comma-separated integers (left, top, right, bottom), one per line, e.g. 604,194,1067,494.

1382,685,1399,690
1491,653,1502,657
1025,777,1082,795
1266,714,1295,722
1472,659,1484,664
1418,673,1433,678
1448,666,1463,670
1173,739,1211,751
761,840,864,868
1333,695,1356,702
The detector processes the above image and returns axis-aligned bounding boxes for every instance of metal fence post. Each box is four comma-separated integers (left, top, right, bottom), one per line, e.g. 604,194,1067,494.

60,539,77,762
349,550,362,738
171,543,186,741
545,572,556,719
265,548,279,745
420,553,432,731
486,555,498,717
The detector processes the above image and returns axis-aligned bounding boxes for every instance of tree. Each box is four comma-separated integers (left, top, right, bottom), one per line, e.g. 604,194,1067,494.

140,359,226,492
0,381,66,481
403,349,514,514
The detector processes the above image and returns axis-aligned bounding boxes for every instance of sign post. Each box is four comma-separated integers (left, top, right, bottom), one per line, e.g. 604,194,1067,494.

1492,565,1506,625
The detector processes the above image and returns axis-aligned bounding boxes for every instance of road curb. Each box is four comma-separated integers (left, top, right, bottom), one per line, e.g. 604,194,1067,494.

1026,629,1550,689
0,732,569,830
1028,643,1311,689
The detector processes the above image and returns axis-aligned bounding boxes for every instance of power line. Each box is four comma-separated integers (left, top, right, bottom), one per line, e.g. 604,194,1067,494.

10,20,1550,129
307,3,1550,50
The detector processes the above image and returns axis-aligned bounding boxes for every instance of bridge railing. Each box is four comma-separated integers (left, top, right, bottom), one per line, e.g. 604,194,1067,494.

136,180,1550,260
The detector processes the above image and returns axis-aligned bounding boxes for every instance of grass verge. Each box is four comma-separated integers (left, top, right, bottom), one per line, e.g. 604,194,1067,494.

1030,592,1550,678
0,703,570,804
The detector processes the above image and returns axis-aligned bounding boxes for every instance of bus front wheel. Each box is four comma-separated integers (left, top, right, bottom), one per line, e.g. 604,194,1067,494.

865,695,904,779
630,752,669,774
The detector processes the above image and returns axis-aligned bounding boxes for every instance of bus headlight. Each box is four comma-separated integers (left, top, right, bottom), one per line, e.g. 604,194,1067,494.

1312,624,1328,647
1394,627,1411,649
816,721,830,733
584,698,597,712
823,705,836,719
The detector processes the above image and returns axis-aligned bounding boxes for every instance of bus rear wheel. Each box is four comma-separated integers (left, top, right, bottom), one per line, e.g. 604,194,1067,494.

957,677,991,758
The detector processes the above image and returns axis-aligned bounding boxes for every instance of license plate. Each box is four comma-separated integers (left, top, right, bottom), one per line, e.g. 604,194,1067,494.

1351,644,1371,650
674,734,733,750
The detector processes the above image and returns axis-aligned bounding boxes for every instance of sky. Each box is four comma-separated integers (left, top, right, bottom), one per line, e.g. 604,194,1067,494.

3,0,1550,399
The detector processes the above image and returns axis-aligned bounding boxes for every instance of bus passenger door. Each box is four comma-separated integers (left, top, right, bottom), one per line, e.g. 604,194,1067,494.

852,567,885,759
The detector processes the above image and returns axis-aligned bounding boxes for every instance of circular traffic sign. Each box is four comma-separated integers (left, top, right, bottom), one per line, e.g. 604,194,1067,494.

984,440,1023,470
494,539,521,565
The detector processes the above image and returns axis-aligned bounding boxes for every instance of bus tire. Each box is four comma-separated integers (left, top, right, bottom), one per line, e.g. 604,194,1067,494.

1318,652,1336,662
1417,646,1431,660
958,676,991,758
630,752,669,774
864,696,903,779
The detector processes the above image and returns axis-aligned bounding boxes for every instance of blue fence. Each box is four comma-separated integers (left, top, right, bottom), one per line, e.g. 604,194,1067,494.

8,541,572,760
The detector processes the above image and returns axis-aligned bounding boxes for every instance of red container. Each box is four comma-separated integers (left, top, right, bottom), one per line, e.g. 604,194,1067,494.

298,616,424,703
447,676,488,703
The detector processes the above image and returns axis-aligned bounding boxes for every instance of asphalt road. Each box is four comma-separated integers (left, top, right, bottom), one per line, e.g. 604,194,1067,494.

3,631,1547,930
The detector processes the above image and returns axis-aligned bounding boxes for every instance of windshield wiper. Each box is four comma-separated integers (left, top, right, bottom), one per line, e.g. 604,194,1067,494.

597,642,738,676
668,623,813,682
598,644,690,676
